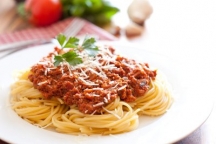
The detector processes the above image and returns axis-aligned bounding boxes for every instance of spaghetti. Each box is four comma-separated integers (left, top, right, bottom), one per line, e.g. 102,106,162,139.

10,44,172,135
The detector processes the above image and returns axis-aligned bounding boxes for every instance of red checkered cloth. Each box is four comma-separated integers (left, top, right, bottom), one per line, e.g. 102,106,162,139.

0,17,117,44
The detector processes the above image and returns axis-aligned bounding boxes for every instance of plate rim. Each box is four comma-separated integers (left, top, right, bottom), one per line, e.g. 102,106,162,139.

0,42,213,144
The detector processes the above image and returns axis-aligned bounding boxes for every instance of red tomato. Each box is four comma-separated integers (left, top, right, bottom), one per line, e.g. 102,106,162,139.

25,0,62,26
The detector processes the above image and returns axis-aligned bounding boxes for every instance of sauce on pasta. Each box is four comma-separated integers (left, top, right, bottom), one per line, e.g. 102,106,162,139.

10,43,172,135
28,46,156,114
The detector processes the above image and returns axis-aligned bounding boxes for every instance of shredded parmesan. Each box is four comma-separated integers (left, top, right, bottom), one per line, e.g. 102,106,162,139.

137,63,145,72
78,77,98,86
91,94,100,97
90,110,97,115
85,67,106,78
37,81,48,86
122,61,134,69
118,85,127,91
107,92,111,100
104,97,108,103
92,88,104,90
93,102,104,107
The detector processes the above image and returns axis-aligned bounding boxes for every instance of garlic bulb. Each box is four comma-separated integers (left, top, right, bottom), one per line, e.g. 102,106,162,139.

127,0,153,25
125,22,143,37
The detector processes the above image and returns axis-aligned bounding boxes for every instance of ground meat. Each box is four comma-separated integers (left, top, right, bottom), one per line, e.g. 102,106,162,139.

28,47,156,114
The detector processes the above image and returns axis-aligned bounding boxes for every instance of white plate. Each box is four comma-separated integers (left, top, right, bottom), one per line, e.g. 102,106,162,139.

0,42,213,144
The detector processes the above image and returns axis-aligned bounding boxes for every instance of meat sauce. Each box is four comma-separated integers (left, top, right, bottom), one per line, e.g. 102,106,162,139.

28,46,156,114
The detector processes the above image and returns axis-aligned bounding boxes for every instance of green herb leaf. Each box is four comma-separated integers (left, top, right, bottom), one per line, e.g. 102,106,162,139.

54,55,64,67
62,51,83,66
64,37,79,48
82,37,96,48
54,34,99,67
85,47,99,56
57,34,66,47
82,37,99,56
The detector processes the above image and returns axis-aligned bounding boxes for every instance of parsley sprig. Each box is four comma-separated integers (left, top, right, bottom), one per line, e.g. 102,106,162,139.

54,34,99,67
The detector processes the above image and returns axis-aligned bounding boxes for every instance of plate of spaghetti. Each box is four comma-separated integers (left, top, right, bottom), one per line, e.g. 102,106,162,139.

0,36,213,144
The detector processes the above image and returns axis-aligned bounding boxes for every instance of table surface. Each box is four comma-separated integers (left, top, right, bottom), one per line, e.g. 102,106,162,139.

0,0,216,144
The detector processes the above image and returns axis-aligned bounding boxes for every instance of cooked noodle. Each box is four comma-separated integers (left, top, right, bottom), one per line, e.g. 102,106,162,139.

10,70,172,135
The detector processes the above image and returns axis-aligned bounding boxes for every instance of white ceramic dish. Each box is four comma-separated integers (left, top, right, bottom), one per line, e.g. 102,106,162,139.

0,42,213,144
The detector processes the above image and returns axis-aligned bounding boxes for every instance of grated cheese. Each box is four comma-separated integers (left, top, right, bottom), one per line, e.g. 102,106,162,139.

86,67,106,78
104,97,108,103
78,77,99,86
92,88,104,90
93,102,104,107
107,92,111,100
118,85,127,91
137,63,144,72
37,81,48,86
91,94,100,97
122,61,134,69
